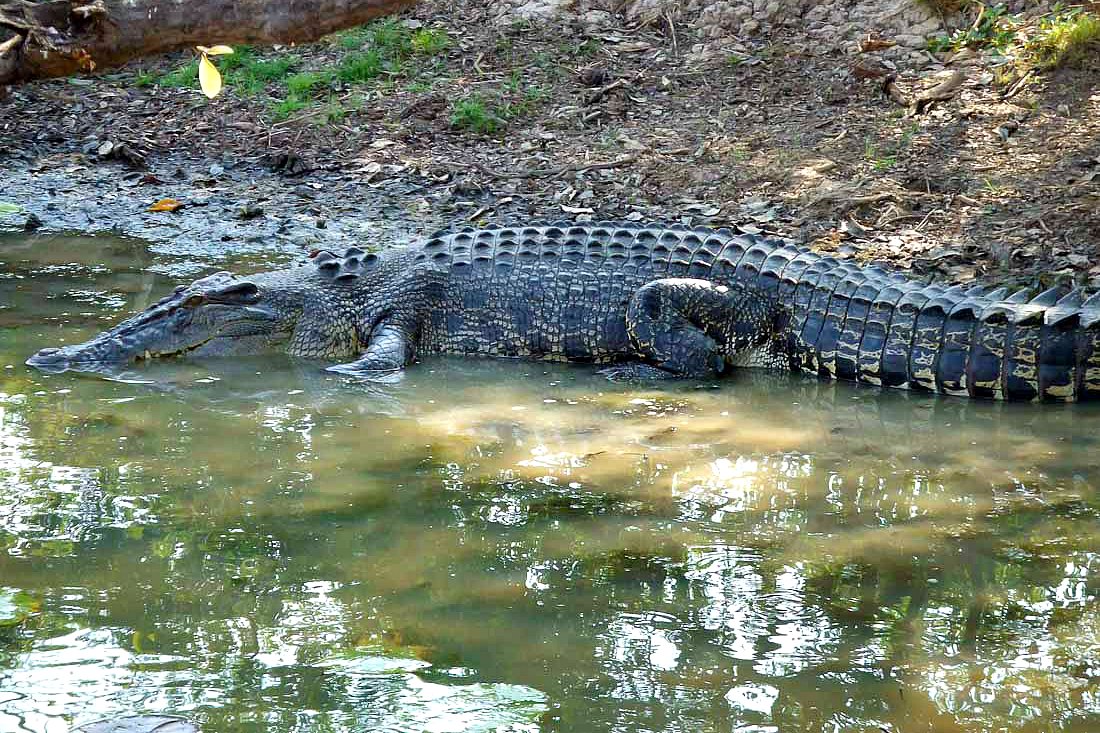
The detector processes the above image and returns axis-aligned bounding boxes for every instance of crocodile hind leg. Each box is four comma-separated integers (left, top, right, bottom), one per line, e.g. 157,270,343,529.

602,278,779,380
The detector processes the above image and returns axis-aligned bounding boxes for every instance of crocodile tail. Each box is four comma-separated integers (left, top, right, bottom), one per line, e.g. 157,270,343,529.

705,231,1100,402
850,282,1100,402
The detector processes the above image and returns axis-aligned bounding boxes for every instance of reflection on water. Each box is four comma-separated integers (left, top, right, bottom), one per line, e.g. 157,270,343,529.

1,233,1099,732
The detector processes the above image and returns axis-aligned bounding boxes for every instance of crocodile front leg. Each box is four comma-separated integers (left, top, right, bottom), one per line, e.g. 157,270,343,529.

604,278,781,380
326,321,417,377
307,261,445,379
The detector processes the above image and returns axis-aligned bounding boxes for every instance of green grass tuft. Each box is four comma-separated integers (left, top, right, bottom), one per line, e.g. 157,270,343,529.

231,56,300,88
132,70,156,87
158,48,301,96
451,96,500,135
411,28,450,55
286,71,334,97
1028,9,1100,69
927,3,1016,53
271,94,308,121
157,60,199,88
338,50,385,83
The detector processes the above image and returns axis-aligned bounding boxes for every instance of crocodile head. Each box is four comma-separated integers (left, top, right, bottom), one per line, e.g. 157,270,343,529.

26,271,300,373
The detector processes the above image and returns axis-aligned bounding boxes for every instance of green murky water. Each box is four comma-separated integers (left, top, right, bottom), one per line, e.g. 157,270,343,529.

1,233,1098,733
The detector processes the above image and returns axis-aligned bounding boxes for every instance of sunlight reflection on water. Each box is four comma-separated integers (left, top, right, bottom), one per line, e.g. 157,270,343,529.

0,233,1098,732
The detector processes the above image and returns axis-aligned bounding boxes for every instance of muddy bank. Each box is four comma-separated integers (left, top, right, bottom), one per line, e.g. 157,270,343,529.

1,0,1098,284
0,151,460,273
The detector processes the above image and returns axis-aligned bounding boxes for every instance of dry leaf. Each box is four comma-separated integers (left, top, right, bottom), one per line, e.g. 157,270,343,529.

197,45,234,56
147,198,183,212
198,55,222,99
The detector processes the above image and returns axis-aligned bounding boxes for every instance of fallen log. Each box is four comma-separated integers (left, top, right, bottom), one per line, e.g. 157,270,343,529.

0,0,417,85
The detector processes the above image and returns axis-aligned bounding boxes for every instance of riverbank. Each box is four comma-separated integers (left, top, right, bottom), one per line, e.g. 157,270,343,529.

1,0,1097,285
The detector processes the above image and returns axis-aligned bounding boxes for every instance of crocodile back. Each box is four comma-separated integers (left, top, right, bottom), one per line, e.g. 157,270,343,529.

390,221,1100,402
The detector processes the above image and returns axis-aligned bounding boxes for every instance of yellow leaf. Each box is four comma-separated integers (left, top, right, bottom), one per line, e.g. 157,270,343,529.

147,198,183,212
198,54,222,99
205,45,234,56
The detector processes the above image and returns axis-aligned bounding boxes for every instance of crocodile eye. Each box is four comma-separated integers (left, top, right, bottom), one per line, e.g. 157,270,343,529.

215,282,260,301
183,293,204,308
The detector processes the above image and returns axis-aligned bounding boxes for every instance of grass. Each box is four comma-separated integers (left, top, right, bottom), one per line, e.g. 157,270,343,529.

132,70,156,87
338,50,385,82
925,3,1099,70
227,55,301,95
1027,8,1100,69
320,97,349,125
927,3,1017,53
149,18,454,125
286,71,333,97
864,124,919,171
271,95,309,121
451,96,500,135
156,48,301,95
406,79,434,94
449,79,546,136
411,28,450,55
157,60,199,88
570,39,602,57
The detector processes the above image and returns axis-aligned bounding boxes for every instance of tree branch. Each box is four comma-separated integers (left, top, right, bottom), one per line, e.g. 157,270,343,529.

0,0,418,85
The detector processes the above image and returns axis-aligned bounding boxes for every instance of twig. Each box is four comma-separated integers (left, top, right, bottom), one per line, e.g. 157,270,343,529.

914,207,942,232
912,70,966,114
513,154,640,180
0,33,21,56
664,10,679,58
883,75,909,108
832,192,901,212
970,3,987,33
885,70,966,115
1002,67,1035,100
585,77,629,105
875,213,923,228
452,154,640,181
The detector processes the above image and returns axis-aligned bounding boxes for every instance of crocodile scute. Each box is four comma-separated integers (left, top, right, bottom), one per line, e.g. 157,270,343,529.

26,220,1100,402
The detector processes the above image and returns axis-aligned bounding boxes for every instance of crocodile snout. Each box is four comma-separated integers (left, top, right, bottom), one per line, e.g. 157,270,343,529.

26,346,70,371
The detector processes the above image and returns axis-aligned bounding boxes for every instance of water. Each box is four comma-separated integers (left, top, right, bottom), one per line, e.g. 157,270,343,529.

1,233,1098,733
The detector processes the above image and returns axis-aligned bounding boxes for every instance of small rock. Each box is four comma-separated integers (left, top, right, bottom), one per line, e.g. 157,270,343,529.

578,67,611,87
582,10,613,27
237,204,264,220
266,152,311,177
996,120,1019,143
23,213,43,232
400,93,447,121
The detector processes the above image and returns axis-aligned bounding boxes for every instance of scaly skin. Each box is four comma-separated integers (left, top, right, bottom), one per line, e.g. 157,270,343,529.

26,221,1100,402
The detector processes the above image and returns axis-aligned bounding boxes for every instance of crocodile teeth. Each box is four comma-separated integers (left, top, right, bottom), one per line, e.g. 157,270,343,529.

144,350,151,360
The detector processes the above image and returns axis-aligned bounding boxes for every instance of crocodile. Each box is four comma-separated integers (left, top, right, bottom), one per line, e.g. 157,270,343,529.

25,221,1100,402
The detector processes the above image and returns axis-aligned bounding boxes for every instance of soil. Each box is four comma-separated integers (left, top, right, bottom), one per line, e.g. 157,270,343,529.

1,0,1098,286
